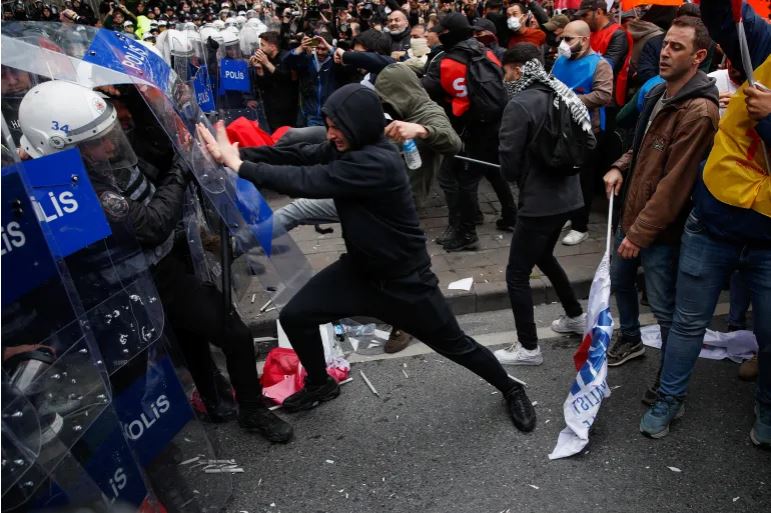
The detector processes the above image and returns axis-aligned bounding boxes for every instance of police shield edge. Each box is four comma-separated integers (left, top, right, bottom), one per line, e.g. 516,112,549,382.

1,25,233,512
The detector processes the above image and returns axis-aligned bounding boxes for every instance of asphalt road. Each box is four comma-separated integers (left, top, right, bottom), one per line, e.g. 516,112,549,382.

208,304,770,513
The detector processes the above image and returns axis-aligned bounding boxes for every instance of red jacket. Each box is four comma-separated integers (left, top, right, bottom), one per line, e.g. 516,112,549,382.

590,23,633,105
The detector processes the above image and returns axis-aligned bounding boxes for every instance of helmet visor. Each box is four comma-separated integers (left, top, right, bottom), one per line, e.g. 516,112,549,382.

77,120,138,173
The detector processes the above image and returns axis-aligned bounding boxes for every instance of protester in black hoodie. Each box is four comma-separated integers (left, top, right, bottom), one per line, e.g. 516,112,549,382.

196,83,537,433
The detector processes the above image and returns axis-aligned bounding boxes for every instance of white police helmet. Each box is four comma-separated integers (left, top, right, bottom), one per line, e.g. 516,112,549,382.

18,81,137,171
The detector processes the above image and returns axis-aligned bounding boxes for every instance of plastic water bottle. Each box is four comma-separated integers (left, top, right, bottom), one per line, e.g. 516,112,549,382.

343,322,376,337
402,139,422,170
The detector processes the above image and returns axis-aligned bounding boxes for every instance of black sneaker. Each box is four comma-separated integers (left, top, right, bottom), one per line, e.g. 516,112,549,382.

238,405,293,443
505,386,536,432
607,334,645,367
282,376,341,413
443,232,479,252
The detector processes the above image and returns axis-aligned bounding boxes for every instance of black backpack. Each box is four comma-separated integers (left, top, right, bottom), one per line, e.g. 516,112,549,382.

531,91,597,176
450,47,507,124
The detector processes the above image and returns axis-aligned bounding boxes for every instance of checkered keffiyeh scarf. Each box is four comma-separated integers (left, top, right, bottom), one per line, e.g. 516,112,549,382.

505,58,593,135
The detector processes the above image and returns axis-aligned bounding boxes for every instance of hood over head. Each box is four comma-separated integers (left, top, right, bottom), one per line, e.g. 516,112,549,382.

374,63,430,120
322,84,386,150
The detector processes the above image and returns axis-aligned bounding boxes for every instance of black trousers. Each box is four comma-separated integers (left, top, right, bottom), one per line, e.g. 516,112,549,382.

438,123,517,233
153,253,262,408
279,258,515,393
506,213,583,349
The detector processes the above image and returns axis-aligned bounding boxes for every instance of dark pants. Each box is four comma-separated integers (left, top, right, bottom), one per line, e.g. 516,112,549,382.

439,123,517,233
506,213,583,349
280,258,515,393
569,126,624,233
154,253,262,408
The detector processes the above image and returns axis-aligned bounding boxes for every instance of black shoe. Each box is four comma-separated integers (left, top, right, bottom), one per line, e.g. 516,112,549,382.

607,334,645,367
436,225,456,246
239,404,294,443
282,376,341,413
202,398,238,423
213,371,237,410
495,217,517,232
505,386,536,432
443,232,479,252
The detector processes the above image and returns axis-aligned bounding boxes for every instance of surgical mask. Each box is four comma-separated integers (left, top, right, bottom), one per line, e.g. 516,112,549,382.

507,17,521,31
557,38,581,59
557,39,572,59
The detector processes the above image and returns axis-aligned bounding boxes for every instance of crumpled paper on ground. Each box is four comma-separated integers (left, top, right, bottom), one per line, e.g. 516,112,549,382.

640,325,757,363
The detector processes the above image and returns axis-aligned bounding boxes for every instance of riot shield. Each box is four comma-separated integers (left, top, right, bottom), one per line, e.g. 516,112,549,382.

1,45,234,511
1,21,315,308
1,161,147,513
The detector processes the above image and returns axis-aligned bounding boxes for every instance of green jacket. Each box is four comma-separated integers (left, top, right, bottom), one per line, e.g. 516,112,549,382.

374,63,461,205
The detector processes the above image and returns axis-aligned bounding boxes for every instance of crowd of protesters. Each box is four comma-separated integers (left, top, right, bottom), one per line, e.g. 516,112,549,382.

2,0,769,449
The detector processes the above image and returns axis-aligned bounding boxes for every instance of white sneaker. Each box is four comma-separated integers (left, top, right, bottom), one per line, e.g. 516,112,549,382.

551,313,587,335
562,230,588,246
494,342,544,366
562,220,572,231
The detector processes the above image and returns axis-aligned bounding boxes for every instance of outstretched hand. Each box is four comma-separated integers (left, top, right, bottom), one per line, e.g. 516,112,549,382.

196,121,242,172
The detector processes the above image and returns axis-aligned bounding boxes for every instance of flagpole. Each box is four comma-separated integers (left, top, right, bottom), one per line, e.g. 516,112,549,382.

606,194,614,257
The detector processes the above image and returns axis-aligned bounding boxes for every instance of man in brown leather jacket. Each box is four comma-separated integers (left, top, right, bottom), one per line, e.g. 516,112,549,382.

602,16,719,403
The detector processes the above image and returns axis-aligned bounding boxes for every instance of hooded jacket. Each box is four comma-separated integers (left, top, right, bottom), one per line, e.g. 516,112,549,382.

374,63,461,203
613,71,719,248
237,84,431,279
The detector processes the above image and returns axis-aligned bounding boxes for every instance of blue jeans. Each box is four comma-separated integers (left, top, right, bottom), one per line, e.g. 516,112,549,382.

610,227,679,356
729,271,752,329
659,211,771,407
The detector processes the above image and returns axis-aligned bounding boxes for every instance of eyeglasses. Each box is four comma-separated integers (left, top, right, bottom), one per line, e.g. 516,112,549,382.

562,36,584,42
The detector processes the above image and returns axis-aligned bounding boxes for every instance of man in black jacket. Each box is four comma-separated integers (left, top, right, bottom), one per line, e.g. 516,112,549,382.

197,83,537,433
493,44,587,366
422,12,518,252
251,30,299,131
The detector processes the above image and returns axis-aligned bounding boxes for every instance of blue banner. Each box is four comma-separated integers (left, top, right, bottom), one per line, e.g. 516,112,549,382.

112,356,194,467
1,166,59,306
219,58,251,93
23,149,112,259
235,177,274,257
193,64,216,112
83,29,175,97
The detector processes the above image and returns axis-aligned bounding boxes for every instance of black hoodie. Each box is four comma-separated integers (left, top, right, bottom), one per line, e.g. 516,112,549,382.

238,84,431,279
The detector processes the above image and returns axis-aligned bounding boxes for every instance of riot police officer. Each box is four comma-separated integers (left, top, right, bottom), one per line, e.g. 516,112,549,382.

17,80,293,443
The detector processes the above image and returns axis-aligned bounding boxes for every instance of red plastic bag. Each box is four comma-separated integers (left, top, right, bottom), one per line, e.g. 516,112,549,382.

260,347,350,405
260,347,305,388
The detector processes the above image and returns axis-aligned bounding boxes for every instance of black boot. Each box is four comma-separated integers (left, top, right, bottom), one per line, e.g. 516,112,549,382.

282,376,341,413
436,224,456,246
239,403,294,443
443,229,479,252
505,385,536,432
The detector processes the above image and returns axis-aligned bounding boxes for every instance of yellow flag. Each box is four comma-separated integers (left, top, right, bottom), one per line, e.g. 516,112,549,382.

703,57,771,218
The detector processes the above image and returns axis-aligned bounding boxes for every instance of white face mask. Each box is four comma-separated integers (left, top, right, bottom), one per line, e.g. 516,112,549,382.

507,16,521,31
557,39,572,59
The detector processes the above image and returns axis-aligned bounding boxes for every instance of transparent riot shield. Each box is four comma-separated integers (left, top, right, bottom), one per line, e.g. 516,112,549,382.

1,161,144,512
0,44,235,510
2,21,314,308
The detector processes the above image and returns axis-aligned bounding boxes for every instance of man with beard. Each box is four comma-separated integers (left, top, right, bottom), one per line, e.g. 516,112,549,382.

387,8,412,56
